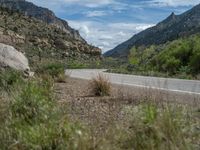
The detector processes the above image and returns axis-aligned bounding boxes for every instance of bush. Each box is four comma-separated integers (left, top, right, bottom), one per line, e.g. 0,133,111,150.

36,62,66,82
90,74,111,96
189,51,200,74
66,60,87,69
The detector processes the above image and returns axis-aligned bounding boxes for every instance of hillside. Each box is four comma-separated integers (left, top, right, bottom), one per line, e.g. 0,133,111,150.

104,3,200,58
0,6,101,66
0,0,84,41
127,34,200,76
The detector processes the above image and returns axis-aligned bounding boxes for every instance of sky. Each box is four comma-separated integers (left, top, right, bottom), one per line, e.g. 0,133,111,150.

27,0,200,53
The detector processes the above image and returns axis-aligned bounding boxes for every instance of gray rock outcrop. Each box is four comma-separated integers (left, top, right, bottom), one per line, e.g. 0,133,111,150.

0,43,30,72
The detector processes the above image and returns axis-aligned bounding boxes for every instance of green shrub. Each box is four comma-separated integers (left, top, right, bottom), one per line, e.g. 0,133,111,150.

189,50,200,74
66,61,87,69
36,62,66,82
90,74,111,96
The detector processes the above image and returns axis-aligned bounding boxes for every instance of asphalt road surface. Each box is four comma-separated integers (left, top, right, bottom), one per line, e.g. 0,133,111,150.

66,69,200,95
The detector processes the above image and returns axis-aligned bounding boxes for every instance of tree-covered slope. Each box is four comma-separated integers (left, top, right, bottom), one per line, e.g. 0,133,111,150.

128,34,200,76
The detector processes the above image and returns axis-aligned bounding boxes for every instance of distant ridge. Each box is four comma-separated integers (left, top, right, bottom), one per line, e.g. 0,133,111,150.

104,3,200,58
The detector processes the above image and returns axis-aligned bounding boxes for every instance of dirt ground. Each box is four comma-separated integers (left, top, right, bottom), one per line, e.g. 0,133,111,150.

54,77,200,135
55,77,200,105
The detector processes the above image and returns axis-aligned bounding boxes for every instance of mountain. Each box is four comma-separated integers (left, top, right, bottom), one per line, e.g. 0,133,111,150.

104,4,200,58
0,4,101,64
0,0,84,41
0,0,101,62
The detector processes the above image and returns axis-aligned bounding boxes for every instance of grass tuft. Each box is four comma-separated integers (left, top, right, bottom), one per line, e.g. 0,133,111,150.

90,74,111,96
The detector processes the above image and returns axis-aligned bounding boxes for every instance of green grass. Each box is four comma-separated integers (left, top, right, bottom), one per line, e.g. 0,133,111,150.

116,103,200,150
35,62,66,82
66,60,88,69
0,75,91,150
36,62,65,77
0,69,24,91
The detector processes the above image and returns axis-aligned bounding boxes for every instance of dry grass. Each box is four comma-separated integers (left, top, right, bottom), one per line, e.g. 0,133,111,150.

90,74,111,96
55,73,67,83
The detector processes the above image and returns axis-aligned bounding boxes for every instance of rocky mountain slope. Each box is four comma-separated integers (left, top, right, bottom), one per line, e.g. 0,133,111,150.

104,3,200,58
0,0,84,41
0,3,101,65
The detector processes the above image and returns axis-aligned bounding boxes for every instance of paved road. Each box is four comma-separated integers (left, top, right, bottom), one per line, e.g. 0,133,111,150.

66,69,200,95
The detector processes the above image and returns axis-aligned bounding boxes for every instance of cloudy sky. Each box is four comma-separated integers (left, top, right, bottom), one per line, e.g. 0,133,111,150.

27,0,200,53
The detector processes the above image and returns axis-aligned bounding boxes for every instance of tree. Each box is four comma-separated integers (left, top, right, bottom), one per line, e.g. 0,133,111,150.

128,47,139,66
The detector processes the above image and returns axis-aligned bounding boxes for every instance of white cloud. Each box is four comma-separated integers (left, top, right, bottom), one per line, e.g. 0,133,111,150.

28,0,115,8
85,11,107,17
28,0,200,8
68,20,154,53
148,0,200,7
63,0,114,7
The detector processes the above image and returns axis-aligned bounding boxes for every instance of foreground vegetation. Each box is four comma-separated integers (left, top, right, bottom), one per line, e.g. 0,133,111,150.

0,69,91,149
0,67,199,149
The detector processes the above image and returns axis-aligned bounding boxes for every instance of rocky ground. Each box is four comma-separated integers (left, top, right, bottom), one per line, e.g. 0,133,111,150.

54,77,200,136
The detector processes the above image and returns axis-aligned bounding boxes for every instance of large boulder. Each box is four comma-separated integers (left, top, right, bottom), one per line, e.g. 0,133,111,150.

0,43,30,72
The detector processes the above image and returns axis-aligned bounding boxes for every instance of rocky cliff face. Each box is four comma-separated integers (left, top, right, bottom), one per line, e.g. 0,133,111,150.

0,6,101,64
104,3,200,58
0,0,84,42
